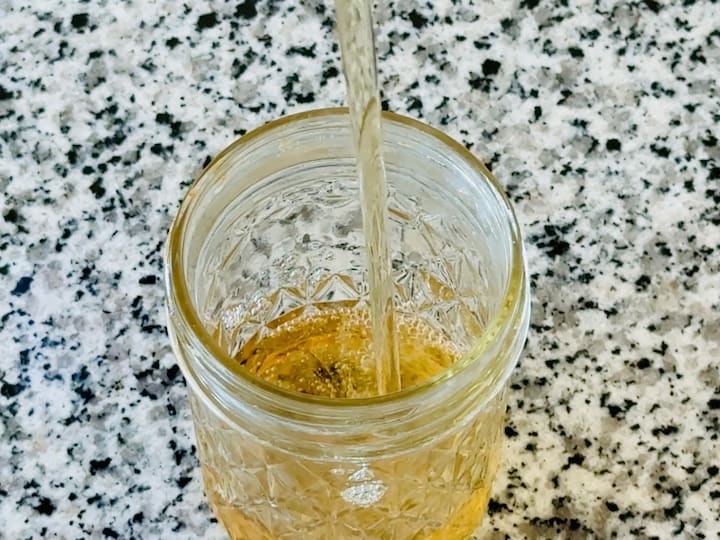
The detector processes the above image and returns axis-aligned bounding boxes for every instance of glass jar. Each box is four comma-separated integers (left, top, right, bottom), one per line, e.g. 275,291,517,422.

165,108,530,540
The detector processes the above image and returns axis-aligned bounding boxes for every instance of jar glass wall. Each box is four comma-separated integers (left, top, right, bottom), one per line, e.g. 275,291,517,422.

165,109,530,540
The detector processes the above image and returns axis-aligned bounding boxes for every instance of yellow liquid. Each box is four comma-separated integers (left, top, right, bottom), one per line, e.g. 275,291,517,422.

195,308,503,540
237,307,457,398
211,480,495,540
336,0,400,395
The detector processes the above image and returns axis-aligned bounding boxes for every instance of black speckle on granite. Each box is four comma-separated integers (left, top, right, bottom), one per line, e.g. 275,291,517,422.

4,207,19,223
1,380,27,398
150,142,174,158
282,73,315,105
286,45,316,58
34,497,56,516
564,453,585,468
155,112,185,139
321,65,339,83
0,85,14,100
89,457,112,475
12,276,33,296
606,138,622,151
482,58,501,76
196,12,219,31
70,13,89,30
89,178,105,199
235,0,258,19
636,358,652,369
650,143,671,158
643,0,663,13
177,476,192,488
408,10,429,29
529,224,572,259
634,274,651,291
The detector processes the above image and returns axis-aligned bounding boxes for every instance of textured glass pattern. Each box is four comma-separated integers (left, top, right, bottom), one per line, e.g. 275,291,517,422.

191,388,506,540
198,169,491,361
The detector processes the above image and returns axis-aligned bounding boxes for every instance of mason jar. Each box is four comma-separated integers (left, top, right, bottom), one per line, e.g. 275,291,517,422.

165,108,530,540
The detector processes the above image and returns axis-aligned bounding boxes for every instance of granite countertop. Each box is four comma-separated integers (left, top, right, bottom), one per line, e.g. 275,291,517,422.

2,0,719,538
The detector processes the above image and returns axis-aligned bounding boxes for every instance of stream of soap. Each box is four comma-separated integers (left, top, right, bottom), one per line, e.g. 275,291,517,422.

335,0,401,395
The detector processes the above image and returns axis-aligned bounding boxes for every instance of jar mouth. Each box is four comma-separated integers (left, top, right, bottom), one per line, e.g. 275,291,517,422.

166,107,526,409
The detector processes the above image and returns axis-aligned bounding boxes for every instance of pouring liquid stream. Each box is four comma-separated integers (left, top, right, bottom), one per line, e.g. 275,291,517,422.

335,0,401,395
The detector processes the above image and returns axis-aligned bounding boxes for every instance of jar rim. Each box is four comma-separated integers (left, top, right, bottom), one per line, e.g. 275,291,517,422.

165,107,526,411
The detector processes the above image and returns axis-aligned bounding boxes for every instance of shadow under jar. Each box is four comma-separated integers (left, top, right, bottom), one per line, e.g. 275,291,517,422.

165,109,530,540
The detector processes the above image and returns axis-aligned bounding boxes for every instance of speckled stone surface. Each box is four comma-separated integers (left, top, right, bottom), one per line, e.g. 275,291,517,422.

2,0,719,538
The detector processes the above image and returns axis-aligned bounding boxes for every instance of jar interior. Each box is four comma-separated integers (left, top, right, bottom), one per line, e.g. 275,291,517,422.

182,113,514,388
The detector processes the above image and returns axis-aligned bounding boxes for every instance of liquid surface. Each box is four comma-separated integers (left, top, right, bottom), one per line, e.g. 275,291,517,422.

236,307,459,398
335,0,400,395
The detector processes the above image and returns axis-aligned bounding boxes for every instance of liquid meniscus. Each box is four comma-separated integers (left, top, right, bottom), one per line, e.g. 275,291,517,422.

236,306,459,398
